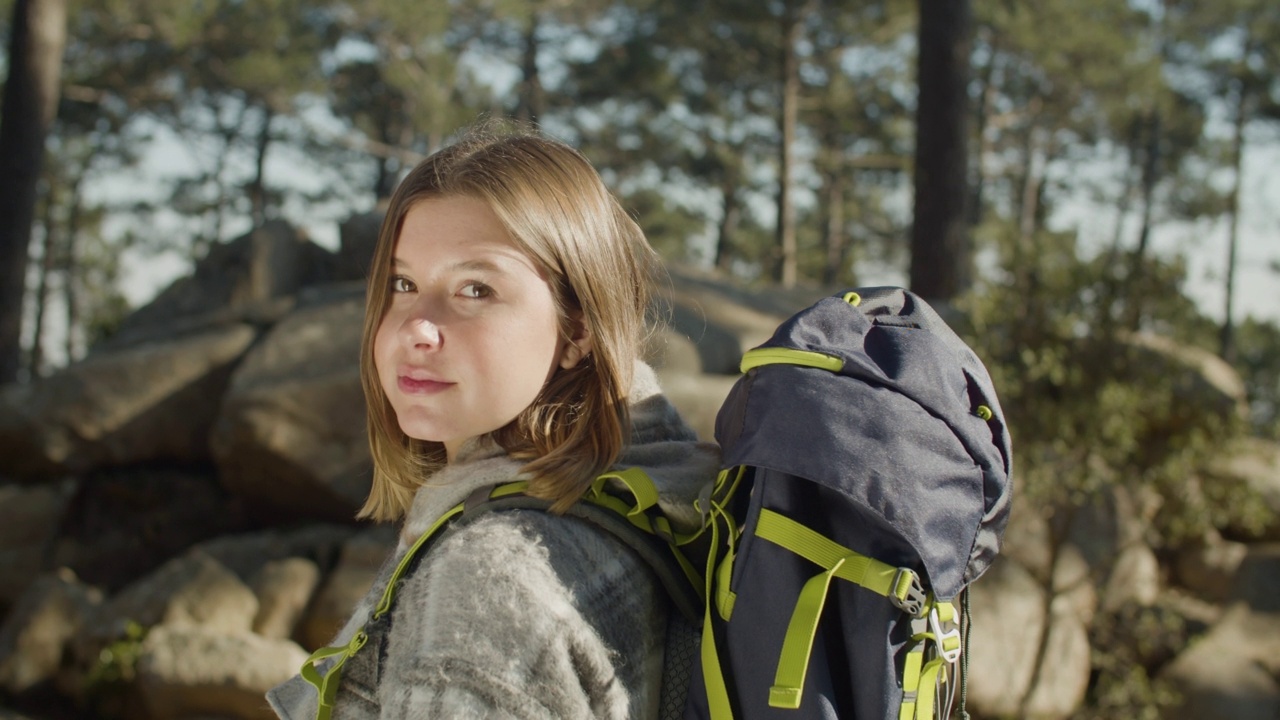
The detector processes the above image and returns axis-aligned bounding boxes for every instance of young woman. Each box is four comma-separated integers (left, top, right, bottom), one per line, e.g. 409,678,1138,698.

267,124,718,719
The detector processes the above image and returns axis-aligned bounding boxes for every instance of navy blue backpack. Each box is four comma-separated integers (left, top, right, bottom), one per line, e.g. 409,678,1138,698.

675,286,1013,720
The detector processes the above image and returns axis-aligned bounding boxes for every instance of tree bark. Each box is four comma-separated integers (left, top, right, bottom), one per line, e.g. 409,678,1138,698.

822,170,848,285
774,0,804,288
249,104,274,228
0,0,68,383
1220,79,1248,364
714,184,740,273
909,0,973,303
516,12,545,123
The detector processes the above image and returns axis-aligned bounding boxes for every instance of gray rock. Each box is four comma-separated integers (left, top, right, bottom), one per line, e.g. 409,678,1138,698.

1228,544,1280,615
1209,438,1280,541
1100,542,1161,612
136,626,307,720
0,482,73,607
1174,530,1249,602
82,551,258,659
966,556,1090,720
1160,604,1280,720
298,526,394,650
195,525,357,585
654,372,740,443
111,221,341,346
211,284,371,522
249,558,321,640
0,569,102,694
49,466,248,594
0,324,257,478
337,209,384,281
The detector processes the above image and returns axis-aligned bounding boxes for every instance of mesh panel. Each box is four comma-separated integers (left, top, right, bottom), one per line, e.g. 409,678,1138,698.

658,613,701,720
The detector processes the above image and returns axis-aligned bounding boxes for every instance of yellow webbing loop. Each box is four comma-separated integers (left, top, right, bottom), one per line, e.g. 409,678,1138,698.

740,348,844,374
898,642,926,720
300,482,532,717
300,629,369,720
700,492,738,720
768,556,848,708
755,509,913,602
911,658,947,720
754,509,925,710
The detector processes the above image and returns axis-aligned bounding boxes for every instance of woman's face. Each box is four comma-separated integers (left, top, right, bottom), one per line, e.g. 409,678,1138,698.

374,196,587,461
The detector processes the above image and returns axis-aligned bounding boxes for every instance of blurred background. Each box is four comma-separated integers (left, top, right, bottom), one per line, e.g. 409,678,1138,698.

0,0,1278,719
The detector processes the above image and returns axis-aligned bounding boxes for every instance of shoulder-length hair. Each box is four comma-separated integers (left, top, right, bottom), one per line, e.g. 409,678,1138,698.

358,122,659,521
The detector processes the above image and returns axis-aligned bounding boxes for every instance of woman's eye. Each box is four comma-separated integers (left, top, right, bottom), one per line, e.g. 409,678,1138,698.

459,283,493,299
390,276,415,293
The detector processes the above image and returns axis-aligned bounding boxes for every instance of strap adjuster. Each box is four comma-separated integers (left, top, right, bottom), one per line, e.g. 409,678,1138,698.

890,568,927,617
929,606,962,664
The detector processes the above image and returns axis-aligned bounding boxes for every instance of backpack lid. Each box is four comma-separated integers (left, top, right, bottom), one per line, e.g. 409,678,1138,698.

715,287,1013,598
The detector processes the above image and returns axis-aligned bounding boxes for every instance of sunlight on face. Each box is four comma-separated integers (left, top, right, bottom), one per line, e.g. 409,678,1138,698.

373,196,579,461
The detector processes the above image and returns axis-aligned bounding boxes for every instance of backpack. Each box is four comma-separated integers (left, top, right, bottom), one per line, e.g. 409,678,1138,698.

679,286,1013,720
299,286,1012,720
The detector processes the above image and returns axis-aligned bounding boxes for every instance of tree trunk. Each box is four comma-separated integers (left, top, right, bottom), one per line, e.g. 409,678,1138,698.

249,104,274,228
909,0,973,303
28,182,57,375
775,0,804,288
63,174,83,362
0,0,68,383
516,12,544,123
822,170,848,286
714,183,740,274
969,35,997,228
1220,79,1248,364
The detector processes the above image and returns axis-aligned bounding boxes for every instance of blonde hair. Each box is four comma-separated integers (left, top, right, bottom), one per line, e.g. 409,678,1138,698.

358,123,659,521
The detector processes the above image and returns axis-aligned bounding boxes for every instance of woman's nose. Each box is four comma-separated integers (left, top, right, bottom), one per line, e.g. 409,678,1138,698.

400,306,442,349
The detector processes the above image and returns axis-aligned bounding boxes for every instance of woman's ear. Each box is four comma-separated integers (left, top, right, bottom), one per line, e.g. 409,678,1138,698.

560,313,593,369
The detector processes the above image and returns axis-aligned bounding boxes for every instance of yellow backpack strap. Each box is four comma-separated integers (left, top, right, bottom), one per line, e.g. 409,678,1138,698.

751,508,930,711
297,482,529,719
698,467,746,720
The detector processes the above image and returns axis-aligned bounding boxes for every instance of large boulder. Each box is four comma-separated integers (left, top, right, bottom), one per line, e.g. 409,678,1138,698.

135,626,307,720
966,557,1091,720
0,324,257,478
1207,438,1280,542
211,283,370,523
48,466,249,593
1173,530,1249,603
1160,603,1280,720
657,268,800,375
195,525,357,585
109,221,344,349
297,526,395,650
81,551,259,659
0,482,74,608
1122,331,1248,422
249,558,321,641
0,569,102,694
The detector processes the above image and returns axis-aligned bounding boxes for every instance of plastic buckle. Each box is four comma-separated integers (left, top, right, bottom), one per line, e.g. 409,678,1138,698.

928,607,962,664
890,568,928,618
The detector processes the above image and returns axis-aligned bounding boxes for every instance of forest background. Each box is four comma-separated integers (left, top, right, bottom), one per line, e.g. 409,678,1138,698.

0,0,1279,717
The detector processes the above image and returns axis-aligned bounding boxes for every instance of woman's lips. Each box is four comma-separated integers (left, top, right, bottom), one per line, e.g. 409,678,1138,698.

397,376,454,394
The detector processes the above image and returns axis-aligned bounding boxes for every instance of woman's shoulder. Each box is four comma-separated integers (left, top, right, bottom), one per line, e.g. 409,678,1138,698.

426,508,652,595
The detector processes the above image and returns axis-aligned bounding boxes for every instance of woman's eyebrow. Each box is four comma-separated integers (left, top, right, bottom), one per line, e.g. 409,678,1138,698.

390,256,523,275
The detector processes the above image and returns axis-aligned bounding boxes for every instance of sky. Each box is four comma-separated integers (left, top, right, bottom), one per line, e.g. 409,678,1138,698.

106,125,1280,331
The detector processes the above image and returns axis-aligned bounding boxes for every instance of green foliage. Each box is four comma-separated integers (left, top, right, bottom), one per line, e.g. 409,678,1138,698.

1233,316,1280,439
961,236,1246,545
83,620,148,718
1072,602,1187,720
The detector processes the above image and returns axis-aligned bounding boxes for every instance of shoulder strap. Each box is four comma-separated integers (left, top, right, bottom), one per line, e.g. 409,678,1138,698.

298,471,705,720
